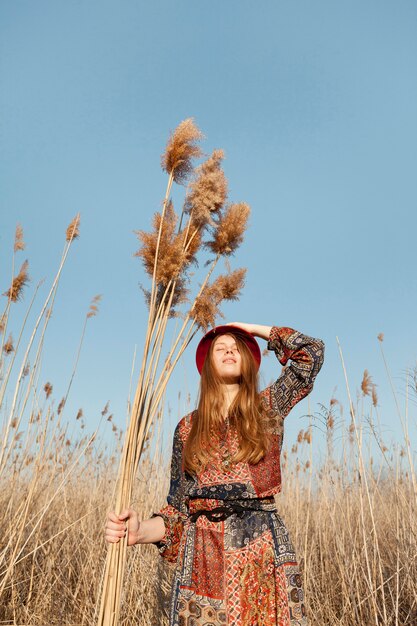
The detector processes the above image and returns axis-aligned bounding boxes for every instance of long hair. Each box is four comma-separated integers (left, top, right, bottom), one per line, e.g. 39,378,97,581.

183,334,269,474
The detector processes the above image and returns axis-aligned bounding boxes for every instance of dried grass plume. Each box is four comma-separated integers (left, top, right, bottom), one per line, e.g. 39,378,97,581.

361,370,374,396
135,201,201,288
87,294,102,319
206,203,250,256
66,214,80,242
3,260,30,302
191,268,246,331
14,224,25,252
185,150,227,227
161,118,203,184
3,333,14,354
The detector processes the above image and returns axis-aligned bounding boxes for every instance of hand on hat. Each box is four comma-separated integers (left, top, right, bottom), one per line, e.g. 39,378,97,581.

225,323,272,340
225,322,255,334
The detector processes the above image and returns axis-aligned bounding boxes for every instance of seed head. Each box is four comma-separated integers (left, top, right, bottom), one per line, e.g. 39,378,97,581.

190,282,221,331
135,201,201,289
161,118,203,184
66,213,80,242
361,369,373,396
214,268,246,302
57,397,65,415
185,150,227,228
87,294,102,319
14,224,25,252
377,333,384,342
190,268,246,331
372,386,378,407
44,382,53,398
3,333,14,354
3,260,30,302
76,409,83,420
206,203,250,256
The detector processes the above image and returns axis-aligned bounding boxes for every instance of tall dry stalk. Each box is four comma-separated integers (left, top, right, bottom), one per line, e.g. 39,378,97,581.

96,119,250,626
0,214,110,604
1,321,416,623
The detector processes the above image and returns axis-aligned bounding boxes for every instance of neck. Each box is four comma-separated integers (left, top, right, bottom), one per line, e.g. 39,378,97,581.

221,381,240,416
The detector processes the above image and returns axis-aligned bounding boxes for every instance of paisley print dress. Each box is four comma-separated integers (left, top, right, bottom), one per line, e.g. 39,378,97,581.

153,326,325,626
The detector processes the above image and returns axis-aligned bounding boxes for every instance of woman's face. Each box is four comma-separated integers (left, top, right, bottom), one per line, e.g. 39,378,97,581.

211,334,242,381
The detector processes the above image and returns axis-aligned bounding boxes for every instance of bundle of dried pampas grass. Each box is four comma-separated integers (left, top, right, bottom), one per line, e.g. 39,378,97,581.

97,119,250,625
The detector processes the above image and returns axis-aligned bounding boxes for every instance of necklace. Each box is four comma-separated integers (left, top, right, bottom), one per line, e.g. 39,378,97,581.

220,387,237,471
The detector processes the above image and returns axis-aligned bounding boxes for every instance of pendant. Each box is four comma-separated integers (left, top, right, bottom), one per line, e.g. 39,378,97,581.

222,450,232,471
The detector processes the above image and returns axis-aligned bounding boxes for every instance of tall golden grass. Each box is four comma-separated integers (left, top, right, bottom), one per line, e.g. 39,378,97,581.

1,126,416,624
0,372,416,625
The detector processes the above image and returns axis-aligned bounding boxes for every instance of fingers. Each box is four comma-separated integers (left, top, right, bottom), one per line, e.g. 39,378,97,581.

105,514,125,543
225,322,253,333
107,509,135,522
104,523,126,543
104,530,125,543
118,508,133,520
104,510,138,544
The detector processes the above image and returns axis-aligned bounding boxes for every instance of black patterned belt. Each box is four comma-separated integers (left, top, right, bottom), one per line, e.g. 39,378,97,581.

189,498,276,523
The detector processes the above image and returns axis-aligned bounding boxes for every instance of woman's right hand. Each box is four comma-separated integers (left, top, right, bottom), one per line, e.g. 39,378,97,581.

104,509,140,546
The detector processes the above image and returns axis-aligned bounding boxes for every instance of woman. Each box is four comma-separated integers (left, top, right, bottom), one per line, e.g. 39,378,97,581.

105,323,325,625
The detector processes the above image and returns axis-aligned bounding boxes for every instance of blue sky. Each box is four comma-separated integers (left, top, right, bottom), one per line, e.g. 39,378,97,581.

1,1,416,462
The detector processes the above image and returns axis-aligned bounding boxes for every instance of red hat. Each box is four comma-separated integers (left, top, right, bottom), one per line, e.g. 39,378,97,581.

195,325,261,374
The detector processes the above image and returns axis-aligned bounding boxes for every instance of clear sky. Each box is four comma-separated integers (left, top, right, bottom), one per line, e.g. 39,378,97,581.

1,1,416,462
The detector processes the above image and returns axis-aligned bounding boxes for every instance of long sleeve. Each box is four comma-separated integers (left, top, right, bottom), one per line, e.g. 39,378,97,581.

266,326,325,418
152,420,189,564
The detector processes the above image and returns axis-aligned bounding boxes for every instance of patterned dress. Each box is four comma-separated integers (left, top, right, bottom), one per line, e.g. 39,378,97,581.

153,327,325,626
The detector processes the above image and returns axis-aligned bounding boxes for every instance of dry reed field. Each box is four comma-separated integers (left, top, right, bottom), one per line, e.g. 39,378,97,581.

1,121,416,625
1,383,416,626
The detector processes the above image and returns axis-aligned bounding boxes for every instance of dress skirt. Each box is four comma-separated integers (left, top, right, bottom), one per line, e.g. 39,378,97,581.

167,497,308,626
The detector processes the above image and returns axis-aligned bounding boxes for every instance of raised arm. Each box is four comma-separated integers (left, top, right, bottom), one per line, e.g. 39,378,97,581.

226,322,324,417
267,326,324,417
